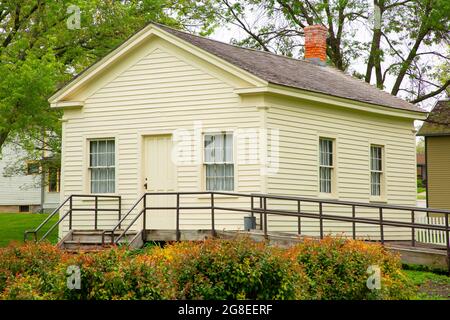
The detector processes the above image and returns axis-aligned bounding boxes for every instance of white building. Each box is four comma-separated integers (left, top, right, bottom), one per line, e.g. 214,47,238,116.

0,143,60,213
50,23,426,239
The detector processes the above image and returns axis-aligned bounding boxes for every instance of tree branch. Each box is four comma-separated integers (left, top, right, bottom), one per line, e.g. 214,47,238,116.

1,4,21,48
276,0,308,28
221,0,270,51
385,0,414,10
391,0,432,96
415,51,450,61
410,79,450,104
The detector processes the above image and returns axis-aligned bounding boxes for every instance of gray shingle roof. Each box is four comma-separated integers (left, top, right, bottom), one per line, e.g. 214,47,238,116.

155,23,424,113
417,100,450,136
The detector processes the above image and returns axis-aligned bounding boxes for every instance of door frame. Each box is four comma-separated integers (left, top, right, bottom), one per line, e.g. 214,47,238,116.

137,131,178,195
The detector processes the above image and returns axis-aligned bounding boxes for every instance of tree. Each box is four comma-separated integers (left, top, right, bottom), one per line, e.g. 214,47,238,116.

0,0,216,154
209,0,449,105
435,45,450,98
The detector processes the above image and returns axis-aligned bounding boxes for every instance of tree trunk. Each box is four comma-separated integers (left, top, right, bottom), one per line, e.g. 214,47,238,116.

365,0,384,89
0,129,10,151
390,29,427,96
391,1,431,96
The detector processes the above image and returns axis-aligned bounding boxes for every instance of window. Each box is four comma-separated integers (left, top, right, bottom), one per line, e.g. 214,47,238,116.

19,205,30,213
319,138,334,193
48,168,60,192
204,133,234,191
89,139,115,193
26,162,40,175
370,145,383,197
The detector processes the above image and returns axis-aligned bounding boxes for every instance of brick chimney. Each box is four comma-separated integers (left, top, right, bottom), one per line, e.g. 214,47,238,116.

304,25,327,65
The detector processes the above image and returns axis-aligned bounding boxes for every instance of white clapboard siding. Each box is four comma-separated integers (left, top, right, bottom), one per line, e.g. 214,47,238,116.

60,44,263,234
265,96,417,240
0,143,41,206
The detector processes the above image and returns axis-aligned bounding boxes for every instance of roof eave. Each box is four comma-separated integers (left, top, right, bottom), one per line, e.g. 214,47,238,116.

235,84,427,120
416,132,450,137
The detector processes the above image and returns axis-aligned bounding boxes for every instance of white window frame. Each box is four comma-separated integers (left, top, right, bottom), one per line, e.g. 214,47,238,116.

88,139,116,194
203,132,235,191
319,137,336,196
370,144,385,201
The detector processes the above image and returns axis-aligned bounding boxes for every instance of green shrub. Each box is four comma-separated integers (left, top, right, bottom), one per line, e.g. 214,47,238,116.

286,237,415,300
417,178,425,189
0,237,415,300
159,239,309,300
0,241,64,293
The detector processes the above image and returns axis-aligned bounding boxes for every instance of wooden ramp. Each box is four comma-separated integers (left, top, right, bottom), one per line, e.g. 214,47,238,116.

27,192,449,272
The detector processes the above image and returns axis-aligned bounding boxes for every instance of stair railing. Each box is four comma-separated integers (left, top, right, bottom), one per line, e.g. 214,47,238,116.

24,194,122,243
102,194,146,245
24,196,72,242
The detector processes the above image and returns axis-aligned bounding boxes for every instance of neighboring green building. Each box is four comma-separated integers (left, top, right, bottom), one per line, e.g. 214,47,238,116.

417,99,450,210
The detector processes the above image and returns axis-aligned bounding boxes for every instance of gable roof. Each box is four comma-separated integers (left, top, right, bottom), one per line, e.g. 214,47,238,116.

417,100,450,136
50,22,424,114
154,23,423,113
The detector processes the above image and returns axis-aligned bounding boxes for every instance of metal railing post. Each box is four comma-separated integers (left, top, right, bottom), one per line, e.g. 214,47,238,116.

446,213,449,274
352,205,356,240
263,196,268,239
297,200,301,235
94,196,98,230
411,210,416,247
69,196,73,230
176,193,180,241
379,207,384,244
259,197,263,230
211,193,215,237
319,202,323,239
143,194,147,231
251,196,254,218
118,196,122,230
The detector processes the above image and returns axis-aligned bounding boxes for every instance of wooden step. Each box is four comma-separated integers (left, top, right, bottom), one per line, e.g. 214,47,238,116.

59,229,141,250
70,230,137,242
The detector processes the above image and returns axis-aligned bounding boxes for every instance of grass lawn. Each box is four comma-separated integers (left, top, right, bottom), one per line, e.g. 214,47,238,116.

404,269,450,300
0,213,59,247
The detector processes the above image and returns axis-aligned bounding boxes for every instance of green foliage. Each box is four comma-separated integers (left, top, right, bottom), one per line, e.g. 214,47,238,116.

416,138,425,154
402,263,448,275
287,237,415,300
0,237,416,300
0,0,217,156
417,178,425,189
160,239,309,299
0,242,62,294
403,269,450,300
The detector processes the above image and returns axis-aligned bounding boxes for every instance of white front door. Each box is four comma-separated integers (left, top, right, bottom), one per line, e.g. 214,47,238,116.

143,135,176,229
